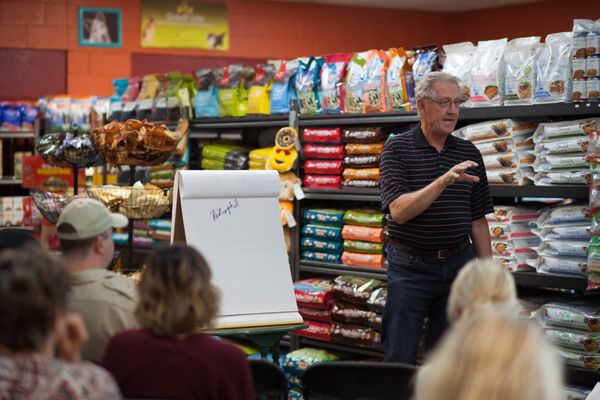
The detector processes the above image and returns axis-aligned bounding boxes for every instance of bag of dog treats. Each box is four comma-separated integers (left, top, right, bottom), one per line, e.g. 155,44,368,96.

194,68,220,118
294,278,335,309
345,52,368,113
302,224,343,242
331,323,382,350
332,275,385,305
299,307,333,324
367,287,387,312
293,320,332,342
303,175,341,190
136,74,160,120
343,240,384,255
304,160,343,175
247,63,275,115
271,60,298,115
296,57,323,115
282,348,340,376
443,42,476,100
303,128,342,144
535,32,573,104
342,168,380,180
342,128,383,144
165,71,184,121
303,209,345,226
301,237,342,253
151,74,170,121
342,225,384,243
386,47,411,111
120,76,142,120
504,37,542,106
218,64,245,117
363,50,389,113
343,209,384,227
331,302,372,326
469,38,508,107
342,251,385,269
345,143,384,155
320,53,351,114
344,154,380,168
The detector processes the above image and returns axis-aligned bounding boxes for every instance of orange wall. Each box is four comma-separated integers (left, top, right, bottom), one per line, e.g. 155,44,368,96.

0,0,598,97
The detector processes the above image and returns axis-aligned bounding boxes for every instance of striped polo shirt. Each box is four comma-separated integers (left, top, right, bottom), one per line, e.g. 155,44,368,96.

380,125,493,250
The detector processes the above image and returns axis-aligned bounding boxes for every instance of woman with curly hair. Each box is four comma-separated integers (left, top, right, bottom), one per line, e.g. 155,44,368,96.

102,244,254,400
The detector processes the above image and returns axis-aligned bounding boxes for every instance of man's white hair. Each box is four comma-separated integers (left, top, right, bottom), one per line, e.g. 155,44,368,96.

415,71,461,101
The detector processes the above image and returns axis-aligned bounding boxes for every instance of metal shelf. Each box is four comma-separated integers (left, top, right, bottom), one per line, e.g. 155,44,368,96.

299,111,419,126
303,185,588,201
512,271,589,292
0,131,35,139
566,366,600,387
190,115,288,131
303,188,381,201
300,260,387,280
459,102,600,121
0,177,23,186
490,185,589,199
296,337,384,359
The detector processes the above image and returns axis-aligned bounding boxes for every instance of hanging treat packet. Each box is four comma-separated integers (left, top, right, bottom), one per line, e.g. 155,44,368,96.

194,68,220,118
247,63,275,115
296,57,323,115
345,52,368,113
535,32,573,104
443,42,476,100
469,38,508,107
108,78,128,121
386,47,411,111
120,76,142,120
135,74,159,120
218,64,245,117
271,60,298,114
320,54,350,114
504,37,542,106
363,50,389,113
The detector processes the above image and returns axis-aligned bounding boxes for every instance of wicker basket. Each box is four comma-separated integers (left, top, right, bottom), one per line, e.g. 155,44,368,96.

30,190,73,224
91,120,181,166
86,185,173,219
36,132,102,168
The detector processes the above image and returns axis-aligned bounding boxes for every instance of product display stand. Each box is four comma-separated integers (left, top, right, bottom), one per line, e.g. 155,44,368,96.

127,165,136,270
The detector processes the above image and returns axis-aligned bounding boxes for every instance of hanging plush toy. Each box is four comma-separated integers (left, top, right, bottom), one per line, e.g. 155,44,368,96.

267,127,298,172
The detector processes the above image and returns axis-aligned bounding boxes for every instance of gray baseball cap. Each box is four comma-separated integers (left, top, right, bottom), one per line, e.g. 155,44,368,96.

56,198,128,240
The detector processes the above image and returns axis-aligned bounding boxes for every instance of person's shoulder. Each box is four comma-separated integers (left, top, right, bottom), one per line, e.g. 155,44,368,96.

62,360,121,399
452,135,481,154
205,336,248,361
384,128,414,150
101,271,138,300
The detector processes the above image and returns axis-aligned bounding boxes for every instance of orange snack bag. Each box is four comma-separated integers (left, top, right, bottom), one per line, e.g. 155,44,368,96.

342,252,385,269
342,225,384,243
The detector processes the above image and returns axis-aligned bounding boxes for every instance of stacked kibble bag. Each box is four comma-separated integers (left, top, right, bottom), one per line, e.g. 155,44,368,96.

453,119,538,185
532,205,591,278
487,206,541,272
282,347,340,400
341,128,384,189
330,275,386,350
588,126,600,284
301,209,345,264
112,219,171,249
248,147,273,170
540,303,600,374
532,118,597,186
200,144,249,170
302,128,344,189
293,278,335,342
342,209,386,269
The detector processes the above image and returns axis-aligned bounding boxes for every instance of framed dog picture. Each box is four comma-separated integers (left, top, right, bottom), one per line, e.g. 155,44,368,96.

78,7,122,47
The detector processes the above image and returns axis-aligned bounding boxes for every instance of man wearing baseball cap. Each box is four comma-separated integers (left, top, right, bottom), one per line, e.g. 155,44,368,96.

57,198,138,363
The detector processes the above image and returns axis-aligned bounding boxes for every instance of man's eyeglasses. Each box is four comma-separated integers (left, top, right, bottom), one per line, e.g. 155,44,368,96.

427,98,465,109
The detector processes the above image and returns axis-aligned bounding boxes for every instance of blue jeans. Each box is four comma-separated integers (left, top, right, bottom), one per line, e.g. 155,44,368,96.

382,243,475,364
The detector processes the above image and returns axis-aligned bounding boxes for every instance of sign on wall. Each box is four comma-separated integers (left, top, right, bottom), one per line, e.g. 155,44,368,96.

78,7,122,48
140,0,229,51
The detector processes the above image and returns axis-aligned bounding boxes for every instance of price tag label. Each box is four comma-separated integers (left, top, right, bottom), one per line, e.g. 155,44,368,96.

293,183,305,200
284,211,297,228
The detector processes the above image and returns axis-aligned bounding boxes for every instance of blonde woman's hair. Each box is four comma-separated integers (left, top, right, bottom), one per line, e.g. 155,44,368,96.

416,314,563,400
135,244,220,336
447,258,517,323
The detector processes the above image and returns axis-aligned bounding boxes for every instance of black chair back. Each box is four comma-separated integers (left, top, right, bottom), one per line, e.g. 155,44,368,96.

249,359,288,400
302,361,416,400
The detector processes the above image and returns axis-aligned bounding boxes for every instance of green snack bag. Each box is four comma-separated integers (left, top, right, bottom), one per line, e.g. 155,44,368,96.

343,209,385,227
218,65,245,117
343,239,384,254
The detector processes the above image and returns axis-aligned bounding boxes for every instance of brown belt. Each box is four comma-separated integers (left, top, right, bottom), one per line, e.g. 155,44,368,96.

386,237,471,260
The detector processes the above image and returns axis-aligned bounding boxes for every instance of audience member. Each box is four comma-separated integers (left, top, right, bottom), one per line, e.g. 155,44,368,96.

102,244,254,400
415,314,563,400
447,258,518,323
0,246,121,399
57,198,138,363
0,227,39,251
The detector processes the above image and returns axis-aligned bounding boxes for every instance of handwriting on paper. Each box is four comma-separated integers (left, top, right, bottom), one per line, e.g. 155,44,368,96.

210,198,240,222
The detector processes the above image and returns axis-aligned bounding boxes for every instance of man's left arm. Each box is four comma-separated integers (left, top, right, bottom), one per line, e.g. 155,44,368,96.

471,216,492,258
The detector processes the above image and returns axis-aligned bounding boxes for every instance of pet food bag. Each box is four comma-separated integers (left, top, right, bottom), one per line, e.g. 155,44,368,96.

218,64,245,117
342,128,383,144
332,275,385,305
320,54,351,114
108,78,128,121
194,68,220,118
296,57,323,115
270,60,298,115
443,42,476,99
469,38,508,107
341,252,385,269
535,32,573,104
294,278,335,310
386,47,411,111
345,52,368,113
301,250,342,264
302,224,343,242
532,118,598,143
504,37,542,106
331,302,372,326
534,255,587,276
136,74,160,120
363,50,389,113
412,46,439,82
303,209,345,226
542,303,600,332
342,225,384,243
303,128,342,144
282,348,340,376
247,63,275,115
292,320,332,342
343,209,384,227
